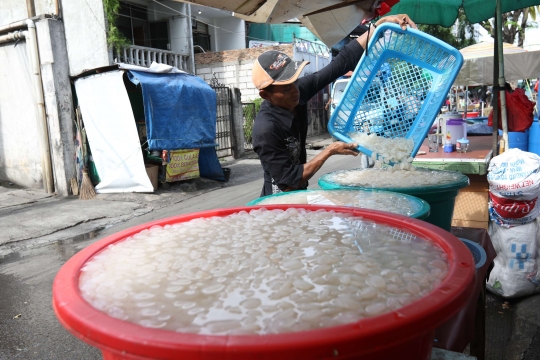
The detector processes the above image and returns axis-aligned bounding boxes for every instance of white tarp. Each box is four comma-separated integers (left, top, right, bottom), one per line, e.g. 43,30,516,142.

117,61,186,74
454,42,540,86
75,70,153,193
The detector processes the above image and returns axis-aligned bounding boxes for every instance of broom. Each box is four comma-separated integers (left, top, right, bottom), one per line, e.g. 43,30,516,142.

79,169,96,200
76,107,96,200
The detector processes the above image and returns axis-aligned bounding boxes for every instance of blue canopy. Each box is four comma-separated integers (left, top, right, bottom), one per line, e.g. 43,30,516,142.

127,71,217,150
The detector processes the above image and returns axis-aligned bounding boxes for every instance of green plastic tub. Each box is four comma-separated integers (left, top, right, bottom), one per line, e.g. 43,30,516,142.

318,168,469,232
247,189,430,220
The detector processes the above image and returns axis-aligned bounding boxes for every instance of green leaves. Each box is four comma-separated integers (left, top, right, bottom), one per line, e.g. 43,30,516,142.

243,98,263,144
103,0,130,52
418,9,477,50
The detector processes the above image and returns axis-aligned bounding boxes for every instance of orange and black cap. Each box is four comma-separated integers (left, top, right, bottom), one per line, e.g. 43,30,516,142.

252,50,309,90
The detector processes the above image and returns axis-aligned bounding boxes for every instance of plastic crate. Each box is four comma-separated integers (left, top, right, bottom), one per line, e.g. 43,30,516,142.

329,23,464,160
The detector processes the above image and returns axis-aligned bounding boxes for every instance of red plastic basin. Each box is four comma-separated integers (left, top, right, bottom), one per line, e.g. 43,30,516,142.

465,112,479,118
52,205,475,360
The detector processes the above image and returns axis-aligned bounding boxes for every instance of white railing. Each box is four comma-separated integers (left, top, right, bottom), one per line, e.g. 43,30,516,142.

293,37,330,58
114,45,190,72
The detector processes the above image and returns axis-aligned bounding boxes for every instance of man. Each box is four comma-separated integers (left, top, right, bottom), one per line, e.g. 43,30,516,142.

251,15,417,197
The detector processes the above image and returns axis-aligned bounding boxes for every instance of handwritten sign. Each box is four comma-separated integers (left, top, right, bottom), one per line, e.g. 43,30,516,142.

166,149,200,182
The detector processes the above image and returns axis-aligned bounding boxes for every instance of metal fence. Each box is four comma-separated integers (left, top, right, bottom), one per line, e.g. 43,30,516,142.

307,85,330,136
293,37,331,136
211,86,233,158
242,102,256,150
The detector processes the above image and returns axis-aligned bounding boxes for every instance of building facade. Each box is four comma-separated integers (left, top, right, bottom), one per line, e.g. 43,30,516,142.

0,0,245,195
194,38,331,138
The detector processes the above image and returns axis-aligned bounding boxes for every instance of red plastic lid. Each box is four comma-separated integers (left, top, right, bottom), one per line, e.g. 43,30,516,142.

52,205,475,359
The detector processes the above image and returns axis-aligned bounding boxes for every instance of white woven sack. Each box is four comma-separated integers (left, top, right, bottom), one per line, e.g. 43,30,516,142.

487,218,540,298
488,148,540,201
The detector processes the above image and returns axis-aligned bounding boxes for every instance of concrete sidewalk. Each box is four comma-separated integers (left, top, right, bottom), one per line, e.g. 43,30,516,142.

0,177,227,256
0,133,336,256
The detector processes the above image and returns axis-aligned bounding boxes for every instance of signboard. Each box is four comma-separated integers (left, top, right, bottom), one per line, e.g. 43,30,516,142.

166,149,200,182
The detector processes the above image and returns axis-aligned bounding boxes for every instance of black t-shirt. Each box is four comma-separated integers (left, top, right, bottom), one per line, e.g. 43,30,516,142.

252,40,365,197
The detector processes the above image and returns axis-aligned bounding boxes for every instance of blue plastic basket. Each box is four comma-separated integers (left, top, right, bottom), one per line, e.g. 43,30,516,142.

329,23,464,160
458,238,487,270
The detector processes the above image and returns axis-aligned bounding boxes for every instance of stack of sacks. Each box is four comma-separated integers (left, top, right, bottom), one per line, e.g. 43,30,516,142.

487,149,540,298
488,149,540,226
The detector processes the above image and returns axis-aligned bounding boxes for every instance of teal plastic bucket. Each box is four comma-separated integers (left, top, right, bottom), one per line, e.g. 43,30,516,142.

247,189,430,220
318,168,469,232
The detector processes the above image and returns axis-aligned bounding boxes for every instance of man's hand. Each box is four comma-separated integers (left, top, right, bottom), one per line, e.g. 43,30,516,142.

375,14,417,31
297,141,359,189
327,141,359,156
357,14,417,48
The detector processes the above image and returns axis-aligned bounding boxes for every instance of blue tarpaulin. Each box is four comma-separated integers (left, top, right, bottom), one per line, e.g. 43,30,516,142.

127,71,217,150
127,70,225,181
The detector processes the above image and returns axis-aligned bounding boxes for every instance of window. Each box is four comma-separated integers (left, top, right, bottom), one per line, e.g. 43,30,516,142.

192,20,210,52
116,1,169,50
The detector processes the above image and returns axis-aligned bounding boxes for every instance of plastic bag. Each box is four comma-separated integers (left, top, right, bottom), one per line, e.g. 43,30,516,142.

487,88,535,132
489,194,540,227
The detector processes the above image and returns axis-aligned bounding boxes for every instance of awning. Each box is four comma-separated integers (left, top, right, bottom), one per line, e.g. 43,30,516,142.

168,0,383,47
454,42,540,86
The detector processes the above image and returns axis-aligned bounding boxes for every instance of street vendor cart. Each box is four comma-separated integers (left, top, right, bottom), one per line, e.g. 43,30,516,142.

413,135,493,229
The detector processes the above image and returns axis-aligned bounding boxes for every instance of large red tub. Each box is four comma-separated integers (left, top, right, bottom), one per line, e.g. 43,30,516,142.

52,205,475,360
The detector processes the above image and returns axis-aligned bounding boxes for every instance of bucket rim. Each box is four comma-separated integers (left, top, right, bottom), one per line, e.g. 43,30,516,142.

458,238,487,269
53,205,474,359
318,168,470,194
246,189,431,220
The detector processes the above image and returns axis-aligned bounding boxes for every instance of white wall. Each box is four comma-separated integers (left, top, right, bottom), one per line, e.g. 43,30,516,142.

0,42,44,188
62,0,110,76
0,0,28,25
213,17,245,51
0,18,77,193
34,0,57,17
196,60,258,102
0,0,55,26
194,13,245,52
1,0,109,77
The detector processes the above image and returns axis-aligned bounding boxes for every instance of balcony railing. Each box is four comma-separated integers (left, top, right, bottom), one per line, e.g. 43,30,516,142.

114,45,190,72
293,37,330,58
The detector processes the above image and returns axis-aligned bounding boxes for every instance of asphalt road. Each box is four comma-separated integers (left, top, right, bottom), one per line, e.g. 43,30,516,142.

3,151,534,360
0,151,361,360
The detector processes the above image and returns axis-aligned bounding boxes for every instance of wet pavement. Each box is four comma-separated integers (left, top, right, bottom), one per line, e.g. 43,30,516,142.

1,136,540,359
0,238,102,359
